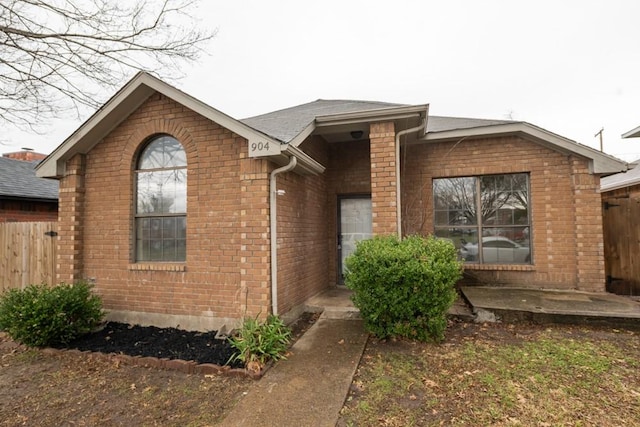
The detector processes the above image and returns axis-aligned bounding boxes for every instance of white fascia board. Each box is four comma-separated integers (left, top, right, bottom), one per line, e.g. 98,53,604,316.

315,105,429,127
423,122,628,175
622,125,640,139
36,72,280,178
289,123,317,148
283,145,325,175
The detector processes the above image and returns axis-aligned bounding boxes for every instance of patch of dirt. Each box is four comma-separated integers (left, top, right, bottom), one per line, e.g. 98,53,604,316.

0,312,320,426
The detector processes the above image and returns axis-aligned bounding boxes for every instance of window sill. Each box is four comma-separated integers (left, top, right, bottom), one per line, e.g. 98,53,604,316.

463,263,535,272
128,263,186,272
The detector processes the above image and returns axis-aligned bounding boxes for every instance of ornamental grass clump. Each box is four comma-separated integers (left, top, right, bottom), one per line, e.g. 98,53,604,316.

0,282,104,347
227,314,292,373
345,235,463,342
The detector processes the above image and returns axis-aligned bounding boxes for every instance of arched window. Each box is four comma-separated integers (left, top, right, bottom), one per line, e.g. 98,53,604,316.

135,135,187,262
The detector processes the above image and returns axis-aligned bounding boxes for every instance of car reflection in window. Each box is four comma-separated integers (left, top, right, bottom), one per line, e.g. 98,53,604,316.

460,236,530,264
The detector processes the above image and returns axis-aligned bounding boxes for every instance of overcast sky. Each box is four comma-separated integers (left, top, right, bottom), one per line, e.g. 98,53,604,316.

5,0,640,161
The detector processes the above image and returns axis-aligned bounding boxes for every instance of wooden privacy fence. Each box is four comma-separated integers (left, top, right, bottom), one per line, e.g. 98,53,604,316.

0,222,57,292
603,195,640,296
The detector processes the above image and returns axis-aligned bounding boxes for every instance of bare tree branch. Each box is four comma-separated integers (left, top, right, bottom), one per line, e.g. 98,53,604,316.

0,0,216,130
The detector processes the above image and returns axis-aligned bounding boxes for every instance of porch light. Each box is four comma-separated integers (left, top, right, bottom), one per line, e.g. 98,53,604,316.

350,130,364,139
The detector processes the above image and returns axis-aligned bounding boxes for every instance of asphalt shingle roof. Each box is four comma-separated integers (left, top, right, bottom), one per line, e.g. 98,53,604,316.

241,99,401,143
0,156,59,200
241,99,514,143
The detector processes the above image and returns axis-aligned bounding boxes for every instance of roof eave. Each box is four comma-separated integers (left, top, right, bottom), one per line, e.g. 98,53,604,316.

315,104,429,127
622,125,640,139
423,122,628,175
600,179,640,192
36,72,280,178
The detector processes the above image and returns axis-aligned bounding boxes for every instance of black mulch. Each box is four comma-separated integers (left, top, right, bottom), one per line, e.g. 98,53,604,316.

54,322,243,368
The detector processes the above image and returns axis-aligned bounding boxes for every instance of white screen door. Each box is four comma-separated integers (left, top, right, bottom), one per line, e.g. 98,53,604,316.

339,197,372,281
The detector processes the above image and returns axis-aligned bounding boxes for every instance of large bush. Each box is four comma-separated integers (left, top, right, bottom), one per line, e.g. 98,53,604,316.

345,235,462,342
0,282,104,347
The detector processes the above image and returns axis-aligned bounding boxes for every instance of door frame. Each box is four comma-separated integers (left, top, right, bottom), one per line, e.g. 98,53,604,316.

336,193,372,284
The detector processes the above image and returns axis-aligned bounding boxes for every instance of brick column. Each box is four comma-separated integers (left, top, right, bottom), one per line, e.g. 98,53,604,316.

239,153,271,319
571,156,606,292
369,122,398,235
57,154,86,283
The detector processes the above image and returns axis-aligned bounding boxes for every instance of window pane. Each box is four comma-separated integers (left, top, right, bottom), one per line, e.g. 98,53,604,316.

435,227,479,262
176,240,186,261
137,170,186,214
139,136,186,169
163,217,176,239
433,177,477,226
434,174,531,265
481,174,528,225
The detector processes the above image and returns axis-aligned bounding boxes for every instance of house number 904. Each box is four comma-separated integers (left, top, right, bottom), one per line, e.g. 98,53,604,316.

251,142,270,153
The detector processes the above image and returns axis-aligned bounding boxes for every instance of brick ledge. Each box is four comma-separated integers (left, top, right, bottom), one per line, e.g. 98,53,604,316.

128,263,186,272
464,264,535,272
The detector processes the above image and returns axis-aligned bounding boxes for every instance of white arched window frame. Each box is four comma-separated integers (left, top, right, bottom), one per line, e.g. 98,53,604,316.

135,135,187,262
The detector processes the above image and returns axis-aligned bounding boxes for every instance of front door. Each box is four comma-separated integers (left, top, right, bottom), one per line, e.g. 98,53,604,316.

338,196,372,283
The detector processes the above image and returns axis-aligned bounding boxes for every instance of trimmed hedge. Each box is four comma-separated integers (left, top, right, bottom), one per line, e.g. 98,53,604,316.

345,235,462,342
0,282,104,347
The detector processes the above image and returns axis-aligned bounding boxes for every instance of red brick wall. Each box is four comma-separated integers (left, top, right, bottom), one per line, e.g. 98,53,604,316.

0,200,57,222
275,136,329,314
57,93,271,329
402,135,605,291
3,151,47,161
369,122,398,235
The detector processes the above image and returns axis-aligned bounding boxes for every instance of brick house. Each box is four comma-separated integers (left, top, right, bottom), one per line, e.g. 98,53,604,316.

1,151,58,222
36,72,626,330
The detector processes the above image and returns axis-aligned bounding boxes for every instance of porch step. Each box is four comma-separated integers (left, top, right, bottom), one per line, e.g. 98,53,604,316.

319,306,361,320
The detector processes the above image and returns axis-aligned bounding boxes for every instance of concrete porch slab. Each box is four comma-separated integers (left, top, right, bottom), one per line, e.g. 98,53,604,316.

461,286,640,328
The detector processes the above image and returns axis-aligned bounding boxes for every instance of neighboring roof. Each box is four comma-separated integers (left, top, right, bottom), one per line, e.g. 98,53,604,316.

622,125,640,139
242,99,401,143
0,157,58,201
601,158,640,192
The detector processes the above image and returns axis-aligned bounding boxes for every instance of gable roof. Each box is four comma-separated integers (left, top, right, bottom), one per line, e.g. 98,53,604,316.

36,72,293,178
0,157,58,201
36,74,627,178
424,120,627,175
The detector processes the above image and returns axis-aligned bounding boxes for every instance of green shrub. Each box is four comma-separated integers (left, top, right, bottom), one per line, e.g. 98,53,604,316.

0,282,104,347
228,314,292,371
345,235,463,342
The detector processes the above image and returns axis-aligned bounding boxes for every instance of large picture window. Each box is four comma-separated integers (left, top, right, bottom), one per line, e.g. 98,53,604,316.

135,135,187,262
433,173,531,264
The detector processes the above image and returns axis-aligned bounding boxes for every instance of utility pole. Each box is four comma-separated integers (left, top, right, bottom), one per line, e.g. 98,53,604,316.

594,128,604,152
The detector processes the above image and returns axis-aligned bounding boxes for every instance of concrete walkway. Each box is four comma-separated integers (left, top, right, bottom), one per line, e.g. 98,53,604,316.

221,316,368,427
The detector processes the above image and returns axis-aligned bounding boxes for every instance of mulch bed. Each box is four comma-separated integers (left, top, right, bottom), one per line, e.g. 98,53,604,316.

53,322,243,368
51,312,321,371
